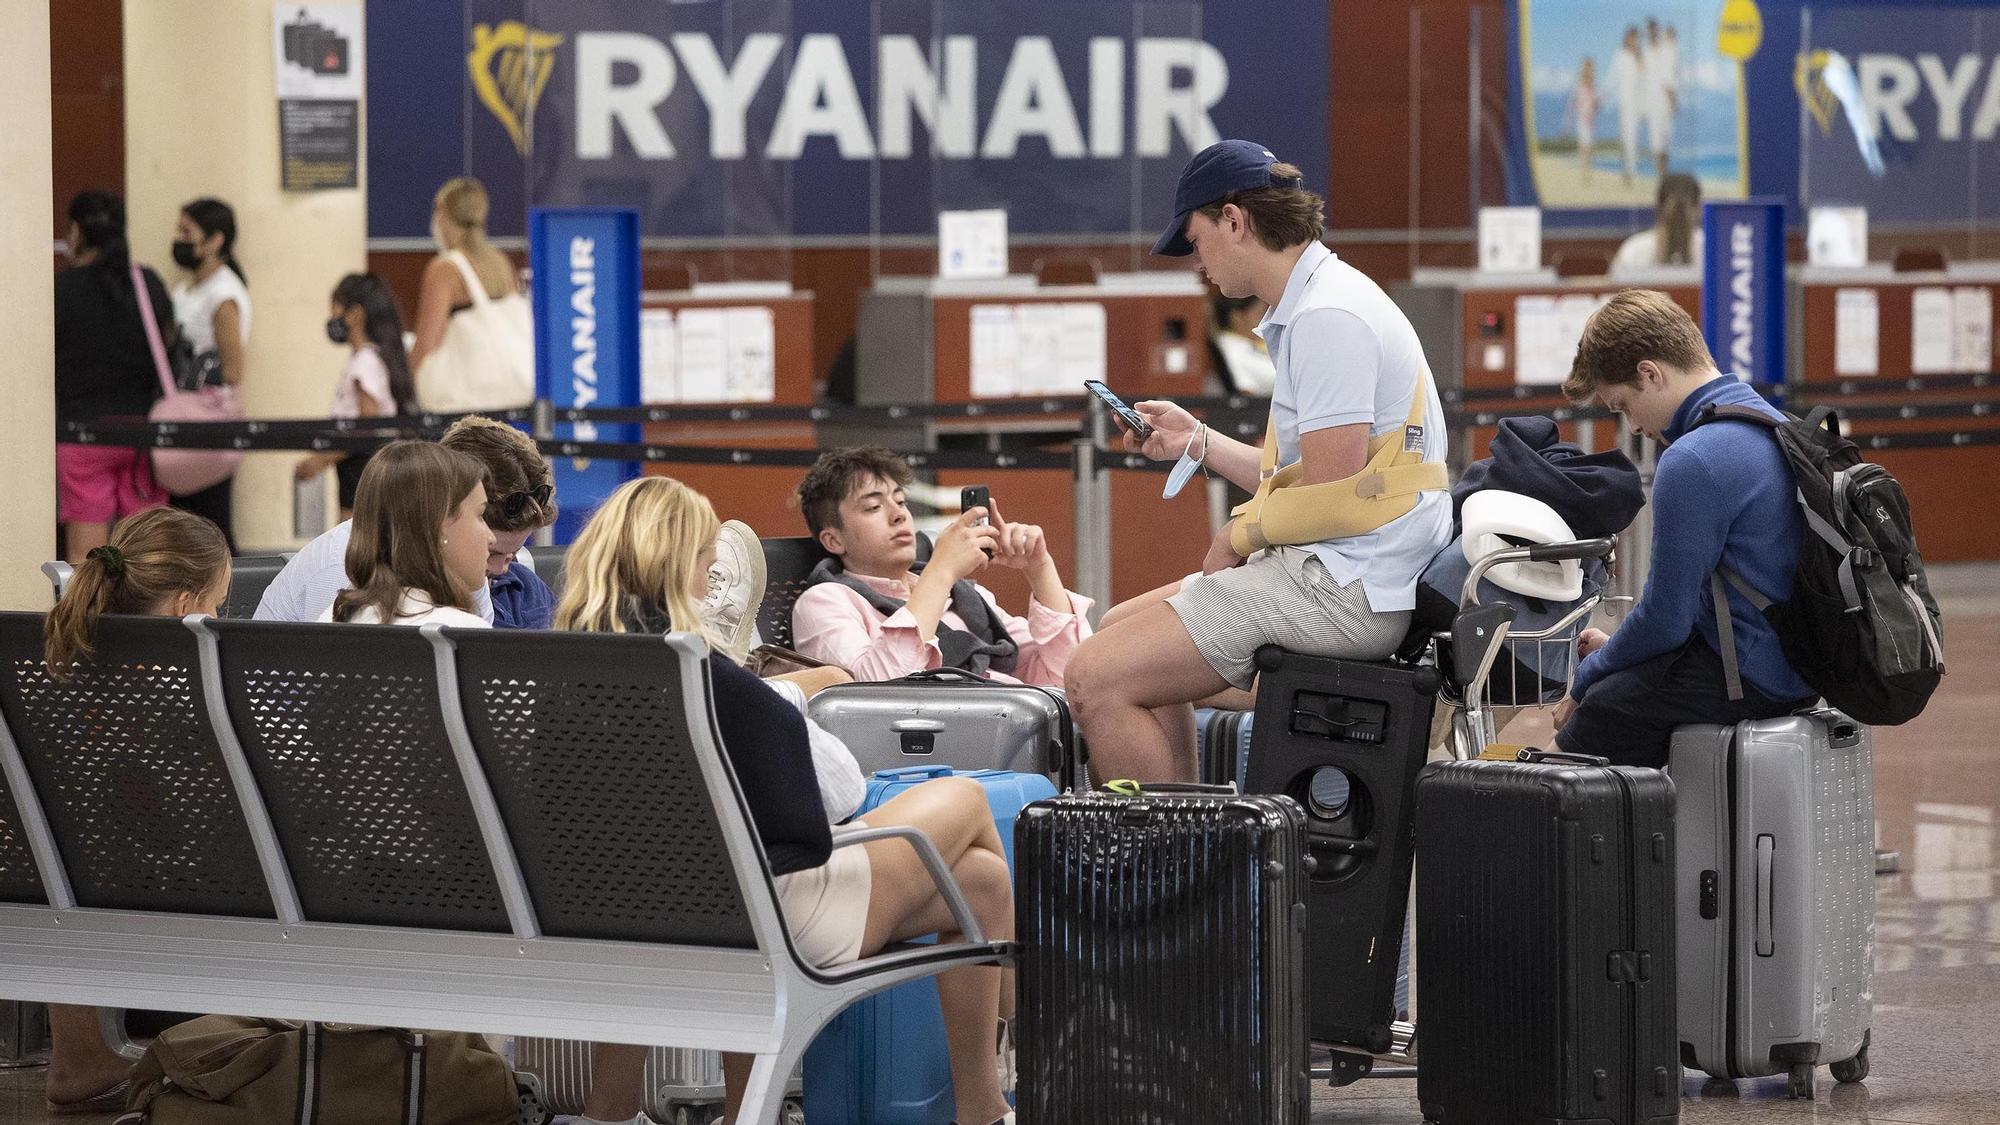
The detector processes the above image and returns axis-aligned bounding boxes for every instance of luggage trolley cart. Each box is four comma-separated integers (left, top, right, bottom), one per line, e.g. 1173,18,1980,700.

1315,536,1624,1087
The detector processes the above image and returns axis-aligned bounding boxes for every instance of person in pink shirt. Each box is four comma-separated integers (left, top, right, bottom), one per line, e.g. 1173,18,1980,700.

791,448,1092,688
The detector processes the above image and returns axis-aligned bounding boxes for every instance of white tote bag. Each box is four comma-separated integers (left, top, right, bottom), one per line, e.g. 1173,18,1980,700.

416,250,536,413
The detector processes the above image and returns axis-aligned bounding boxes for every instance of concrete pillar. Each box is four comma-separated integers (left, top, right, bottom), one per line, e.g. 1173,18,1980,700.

0,1,56,611
124,0,367,552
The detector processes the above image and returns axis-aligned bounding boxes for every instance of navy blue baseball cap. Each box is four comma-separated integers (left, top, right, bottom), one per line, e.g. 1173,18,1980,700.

1152,140,1305,257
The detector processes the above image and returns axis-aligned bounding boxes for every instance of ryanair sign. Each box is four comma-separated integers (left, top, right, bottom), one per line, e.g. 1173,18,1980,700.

366,0,1327,241
470,21,1230,163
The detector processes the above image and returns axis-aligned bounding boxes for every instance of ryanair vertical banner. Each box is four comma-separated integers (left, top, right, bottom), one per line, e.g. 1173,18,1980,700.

530,208,641,542
1701,198,1785,387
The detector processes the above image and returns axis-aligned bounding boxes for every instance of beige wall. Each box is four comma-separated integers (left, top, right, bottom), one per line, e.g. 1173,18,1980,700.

124,0,366,552
1,0,55,611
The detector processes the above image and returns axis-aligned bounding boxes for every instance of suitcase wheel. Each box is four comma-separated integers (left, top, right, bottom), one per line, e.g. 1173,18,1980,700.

1786,1062,1816,1100
1831,1047,1869,1085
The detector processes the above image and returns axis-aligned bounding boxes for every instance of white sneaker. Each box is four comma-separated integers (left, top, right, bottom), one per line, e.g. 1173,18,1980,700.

701,519,766,663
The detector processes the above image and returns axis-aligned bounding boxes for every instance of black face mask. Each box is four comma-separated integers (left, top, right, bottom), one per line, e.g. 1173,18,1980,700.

170,239,201,270
326,316,349,345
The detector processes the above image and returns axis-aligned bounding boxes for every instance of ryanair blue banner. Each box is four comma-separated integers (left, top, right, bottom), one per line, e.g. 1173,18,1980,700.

365,0,1326,243
1701,199,1785,387
531,208,641,542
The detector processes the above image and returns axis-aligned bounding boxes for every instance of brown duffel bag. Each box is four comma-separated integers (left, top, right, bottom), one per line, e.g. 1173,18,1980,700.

117,1014,532,1125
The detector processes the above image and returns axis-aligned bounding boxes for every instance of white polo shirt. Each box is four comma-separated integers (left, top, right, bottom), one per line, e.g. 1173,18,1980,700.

1255,241,1453,613
253,519,529,624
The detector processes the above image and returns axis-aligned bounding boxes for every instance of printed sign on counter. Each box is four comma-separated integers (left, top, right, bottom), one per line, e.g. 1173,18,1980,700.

1953,288,1993,374
1834,289,1879,377
969,302,1108,397
1911,287,1956,375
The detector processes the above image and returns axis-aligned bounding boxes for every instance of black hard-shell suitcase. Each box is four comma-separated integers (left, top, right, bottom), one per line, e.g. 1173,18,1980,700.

1416,752,1680,1125
1015,786,1310,1125
1241,646,1437,1061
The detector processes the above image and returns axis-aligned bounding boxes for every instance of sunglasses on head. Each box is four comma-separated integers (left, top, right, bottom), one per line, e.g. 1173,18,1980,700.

492,484,553,521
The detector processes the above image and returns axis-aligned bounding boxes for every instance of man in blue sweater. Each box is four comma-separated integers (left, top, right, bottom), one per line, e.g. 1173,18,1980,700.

1552,290,1816,766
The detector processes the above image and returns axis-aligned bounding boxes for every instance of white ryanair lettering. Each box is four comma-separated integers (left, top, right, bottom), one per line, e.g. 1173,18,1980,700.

1856,51,2000,143
1729,222,1756,376
569,236,599,444
574,31,1228,162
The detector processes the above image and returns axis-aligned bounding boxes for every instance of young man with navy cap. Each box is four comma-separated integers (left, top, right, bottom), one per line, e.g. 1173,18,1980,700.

1066,140,1453,782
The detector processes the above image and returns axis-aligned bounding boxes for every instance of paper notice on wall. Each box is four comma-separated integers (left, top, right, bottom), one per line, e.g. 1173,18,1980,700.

1911,287,1956,375
723,306,777,402
1056,303,1107,390
676,308,727,401
1952,287,1993,374
970,304,1020,398
1555,292,1603,356
1014,304,1067,395
1513,294,1567,385
1478,206,1542,274
640,308,679,402
1833,289,1879,377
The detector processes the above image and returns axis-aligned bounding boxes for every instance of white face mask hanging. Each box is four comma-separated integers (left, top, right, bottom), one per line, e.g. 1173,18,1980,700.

1162,426,1206,500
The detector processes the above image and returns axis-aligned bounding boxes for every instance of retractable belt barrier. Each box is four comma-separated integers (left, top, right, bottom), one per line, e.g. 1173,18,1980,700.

57,381,2000,464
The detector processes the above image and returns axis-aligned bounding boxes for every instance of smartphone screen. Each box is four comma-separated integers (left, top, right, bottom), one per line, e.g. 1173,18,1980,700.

1083,379,1154,439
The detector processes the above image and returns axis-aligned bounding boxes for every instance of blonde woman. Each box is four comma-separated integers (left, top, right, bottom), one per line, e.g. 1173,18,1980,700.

557,477,1017,1125
409,177,534,411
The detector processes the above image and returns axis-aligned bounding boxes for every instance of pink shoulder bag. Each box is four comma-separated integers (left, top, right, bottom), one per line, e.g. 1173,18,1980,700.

133,264,245,496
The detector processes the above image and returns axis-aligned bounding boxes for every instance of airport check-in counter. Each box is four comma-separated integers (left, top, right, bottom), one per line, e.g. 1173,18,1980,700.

1791,262,2000,560
637,286,818,541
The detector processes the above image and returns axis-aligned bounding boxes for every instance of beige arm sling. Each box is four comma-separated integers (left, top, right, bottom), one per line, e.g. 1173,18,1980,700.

1228,371,1450,555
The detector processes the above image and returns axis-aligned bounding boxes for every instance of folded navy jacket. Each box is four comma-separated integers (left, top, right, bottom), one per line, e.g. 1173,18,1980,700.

1451,416,1645,538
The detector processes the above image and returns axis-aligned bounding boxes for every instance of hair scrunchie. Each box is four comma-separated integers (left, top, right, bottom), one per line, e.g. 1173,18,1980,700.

85,544,126,578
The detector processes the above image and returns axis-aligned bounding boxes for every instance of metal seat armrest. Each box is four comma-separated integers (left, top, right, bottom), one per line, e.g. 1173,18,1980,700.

830,824,984,944
813,938,1016,987
41,561,72,603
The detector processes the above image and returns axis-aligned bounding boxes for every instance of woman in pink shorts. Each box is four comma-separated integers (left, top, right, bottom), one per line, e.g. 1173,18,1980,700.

54,190,171,560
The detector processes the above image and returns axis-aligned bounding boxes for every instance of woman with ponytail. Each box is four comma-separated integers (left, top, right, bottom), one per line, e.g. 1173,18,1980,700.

53,189,174,561
38,506,228,1111
169,196,252,548
408,176,535,411
295,273,417,517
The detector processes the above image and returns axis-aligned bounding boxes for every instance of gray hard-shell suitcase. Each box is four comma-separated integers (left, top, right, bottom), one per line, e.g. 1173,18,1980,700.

1670,710,1874,1098
512,1038,802,1125
805,668,1080,789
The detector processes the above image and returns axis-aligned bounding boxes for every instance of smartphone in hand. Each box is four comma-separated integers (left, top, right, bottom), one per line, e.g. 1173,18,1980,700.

1083,379,1155,440
960,485,994,557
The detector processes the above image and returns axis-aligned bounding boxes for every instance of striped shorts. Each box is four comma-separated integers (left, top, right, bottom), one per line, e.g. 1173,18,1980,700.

1166,547,1412,690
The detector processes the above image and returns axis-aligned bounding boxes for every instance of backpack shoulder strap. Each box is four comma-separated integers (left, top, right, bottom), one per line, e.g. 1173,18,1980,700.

1710,566,1772,703
1693,402,1784,430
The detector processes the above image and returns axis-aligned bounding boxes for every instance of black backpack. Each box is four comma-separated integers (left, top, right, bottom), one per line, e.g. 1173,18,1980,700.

1694,403,1944,725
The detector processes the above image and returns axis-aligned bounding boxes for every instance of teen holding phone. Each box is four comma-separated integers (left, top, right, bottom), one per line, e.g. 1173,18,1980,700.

1064,141,1453,783
789,448,1092,689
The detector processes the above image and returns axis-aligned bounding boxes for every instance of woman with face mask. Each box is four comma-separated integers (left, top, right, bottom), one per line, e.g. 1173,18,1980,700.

294,273,417,519
407,177,535,412
168,197,251,550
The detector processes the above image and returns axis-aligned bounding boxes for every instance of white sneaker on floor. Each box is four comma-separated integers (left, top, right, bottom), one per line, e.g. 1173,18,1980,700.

701,519,766,663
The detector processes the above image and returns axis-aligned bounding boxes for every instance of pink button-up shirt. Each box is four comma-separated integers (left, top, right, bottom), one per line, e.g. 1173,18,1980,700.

790,572,1094,688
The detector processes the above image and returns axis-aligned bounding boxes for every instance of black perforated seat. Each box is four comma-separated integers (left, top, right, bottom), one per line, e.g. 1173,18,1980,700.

0,613,271,915
444,627,759,946
207,619,511,931
222,556,291,621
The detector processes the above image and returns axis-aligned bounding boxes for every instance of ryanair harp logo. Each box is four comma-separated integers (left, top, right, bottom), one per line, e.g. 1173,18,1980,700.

1794,49,1838,136
469,21,565,156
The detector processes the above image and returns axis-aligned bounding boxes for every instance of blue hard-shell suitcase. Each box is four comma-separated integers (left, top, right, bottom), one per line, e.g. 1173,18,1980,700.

803,766,1056,1125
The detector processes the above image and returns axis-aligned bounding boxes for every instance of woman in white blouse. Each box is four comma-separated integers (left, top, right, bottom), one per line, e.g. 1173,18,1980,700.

319,441,496,627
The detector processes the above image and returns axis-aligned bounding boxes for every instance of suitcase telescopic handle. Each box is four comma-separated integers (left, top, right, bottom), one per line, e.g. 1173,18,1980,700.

1515,748,1611,768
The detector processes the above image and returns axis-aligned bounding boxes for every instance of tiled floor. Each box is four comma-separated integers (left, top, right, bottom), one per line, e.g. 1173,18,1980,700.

1,566,1994,1124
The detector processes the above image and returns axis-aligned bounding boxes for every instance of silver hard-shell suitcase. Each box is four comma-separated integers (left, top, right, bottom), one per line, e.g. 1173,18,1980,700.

805,668,1079,789
512,1039,802,1125
1670,709,1874,1098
